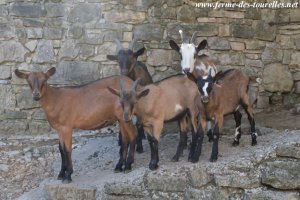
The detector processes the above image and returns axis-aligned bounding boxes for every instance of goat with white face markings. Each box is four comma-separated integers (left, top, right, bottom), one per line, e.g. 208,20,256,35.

108,76,205,170
187,69,258,162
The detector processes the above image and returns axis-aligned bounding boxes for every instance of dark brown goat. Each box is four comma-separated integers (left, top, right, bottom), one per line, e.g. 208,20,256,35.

15,68,137,183
107,38,153,153
108,76,204,170
187,69,257,162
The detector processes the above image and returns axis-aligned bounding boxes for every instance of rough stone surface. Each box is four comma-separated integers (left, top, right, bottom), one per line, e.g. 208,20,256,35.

147,49,173,66
262,43,283,64
0,41,27,63
32,40,56,63
263,64,293,93
68,4,101,23
134,24,164,40
261,160,300,190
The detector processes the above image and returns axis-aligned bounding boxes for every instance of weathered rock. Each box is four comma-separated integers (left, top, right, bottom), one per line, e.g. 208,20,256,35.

295,82,300,94
232,24,254,39
27,28,43,39
59,40,79,61
22,18,44,27
254,21,276,41
188,165,213,188
147,49,173,66
263,63,293,92
208,37,230,50
261,160,300,190
282,50,292,65
43,28,63,40
50,61,100,85
9,3,45,18
244,188,300,200
134,24,164,40
0,65,11,80
245,40,266,50
177,5,196,23
256,95,269,109
32,40,56,64
105,10,145,24
217,52,245,66
104,181,147,197
261,43,283,64
291,52,300,67
0,23,15,39
230,42,245,51
245,8,261,20
146,171,187,192
28,121,51,134
215,172,260,189
290,9,300,22
16,88,40,109
0,41,27,63
45,3,65,18
25,40,38,52
0,85,16,111
68,4,101,23
270,93,283,105
276,144,300,159
68,25,84,39
167,23,218,39
44,184,96,200
184,187,215,200
245,59,263,68
0,110,27,120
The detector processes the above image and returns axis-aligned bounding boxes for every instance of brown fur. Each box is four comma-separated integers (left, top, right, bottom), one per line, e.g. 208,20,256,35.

15,68,137,182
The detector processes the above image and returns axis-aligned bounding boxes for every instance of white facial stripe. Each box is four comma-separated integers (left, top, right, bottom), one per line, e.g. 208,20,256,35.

202,82,209,97
180,43,196,71
175,104,183,112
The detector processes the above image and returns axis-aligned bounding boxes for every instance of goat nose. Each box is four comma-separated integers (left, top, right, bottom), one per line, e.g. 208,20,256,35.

201,96,209,103
123,113,131,122
183,68,190,74
32,93,41,101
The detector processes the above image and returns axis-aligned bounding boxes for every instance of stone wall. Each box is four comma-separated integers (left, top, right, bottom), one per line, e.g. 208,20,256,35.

0,0,300,136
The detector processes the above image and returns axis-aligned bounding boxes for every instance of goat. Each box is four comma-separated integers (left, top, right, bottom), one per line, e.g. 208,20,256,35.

108,76,204,170
187,69,257,162
107,37,153,153
15,68,137,183
169,30,243,143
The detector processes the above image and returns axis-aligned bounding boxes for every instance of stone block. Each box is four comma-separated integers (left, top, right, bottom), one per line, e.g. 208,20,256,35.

184,188,215,200
45,3,65,17
245,59,263,68
263,63,293,93
276,144,300,159
9,3,45,18
218,52,245,66
256,95,269,109
0,120,28,135
147,49,173,66
254,21,276,41
261,160,300,190
177,5,196,23
43,28,63,40
50,61,100,85
32,40,56,64
188,166,213,188
134,24,164,41
295,82,300,94
16,88,40,109
232,24,254,39
25,40,38,52
29,121,51,134
208,37,230,50
22,18,44,27
293,72,300,81
215,172,260,189
244,188,300,200
290,9,300,22
44,184,96,200
0,41,27,63
245,40,265,50
105,10,145,24
146,171,187,192
27,28,43,39
167,23,218,39
261,43,283,64
68,4,101,23
218,24,230,37
230,42,245,51
0,65,11,80
291,52,300,67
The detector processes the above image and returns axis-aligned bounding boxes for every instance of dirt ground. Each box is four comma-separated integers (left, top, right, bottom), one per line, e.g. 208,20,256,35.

2,107,300,199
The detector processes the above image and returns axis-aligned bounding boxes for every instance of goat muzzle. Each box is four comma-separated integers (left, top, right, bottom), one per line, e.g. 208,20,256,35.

123,112,132,122
32,93,41,101
201,96,209,104
183,68,190,74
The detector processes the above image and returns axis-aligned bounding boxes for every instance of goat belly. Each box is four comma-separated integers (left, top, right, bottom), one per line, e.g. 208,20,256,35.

164,109,188,123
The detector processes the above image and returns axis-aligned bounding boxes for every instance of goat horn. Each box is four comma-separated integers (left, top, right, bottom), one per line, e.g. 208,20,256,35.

114,39,123,53
120,79,125,91
190,31,198,44
131,79,140,91
129,34,136,50
179,30,187,43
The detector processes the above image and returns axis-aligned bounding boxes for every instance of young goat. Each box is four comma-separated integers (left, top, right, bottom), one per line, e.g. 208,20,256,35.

107,37,153,153
108,76,203,170
187,69,257,162
15,68,137,183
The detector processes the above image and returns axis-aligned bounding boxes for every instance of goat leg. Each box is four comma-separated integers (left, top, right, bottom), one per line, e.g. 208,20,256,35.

210,121,221,162
232,110,242,146
148,135,159,170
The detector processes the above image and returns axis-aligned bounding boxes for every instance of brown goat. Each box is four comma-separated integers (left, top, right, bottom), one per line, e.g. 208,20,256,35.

107,38,153,153
108,76,204,170
187,69,257,162
15,68,137,183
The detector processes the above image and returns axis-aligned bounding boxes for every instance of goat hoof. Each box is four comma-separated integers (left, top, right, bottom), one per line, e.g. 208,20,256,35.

57,173,65,180
189,156,199,163
149,163,158,170
209,158,218,162
114,165,123,173
171,155,179,162
62,178,72,184
251,140,257,146
136,146,144,154
232,141,239,147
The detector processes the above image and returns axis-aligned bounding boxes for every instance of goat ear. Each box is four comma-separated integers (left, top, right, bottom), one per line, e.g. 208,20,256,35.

107,87,120,97
45,67,56,78
169,40,180,52
186,72,197,83
196,40,207,53
137,88,150,99
107,55,118,61
134,47,145,58
15,69,29,79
